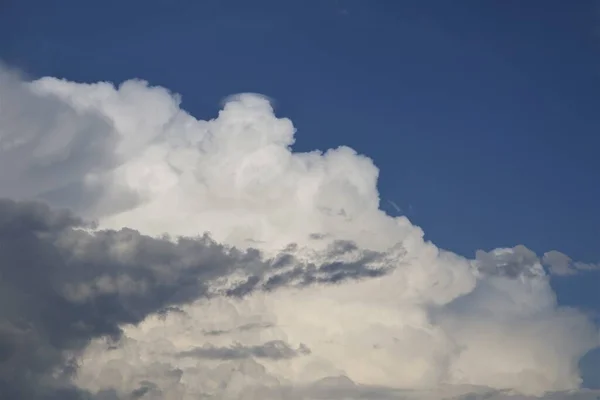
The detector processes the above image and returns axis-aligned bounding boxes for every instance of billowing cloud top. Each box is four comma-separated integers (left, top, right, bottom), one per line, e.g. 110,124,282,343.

0,65,599,399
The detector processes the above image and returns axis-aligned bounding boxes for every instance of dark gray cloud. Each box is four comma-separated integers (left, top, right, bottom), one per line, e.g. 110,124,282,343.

260,240,391,291
0,198,391,399
0,198,266,399
129,381,159,400
223,240,392,297
202,321,273,337
178,340,310,361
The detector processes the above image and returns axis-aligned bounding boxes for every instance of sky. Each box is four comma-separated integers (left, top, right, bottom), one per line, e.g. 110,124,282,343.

1,1,600,399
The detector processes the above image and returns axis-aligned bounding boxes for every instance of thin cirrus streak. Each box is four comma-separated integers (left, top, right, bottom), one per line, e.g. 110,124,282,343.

0,64,599,399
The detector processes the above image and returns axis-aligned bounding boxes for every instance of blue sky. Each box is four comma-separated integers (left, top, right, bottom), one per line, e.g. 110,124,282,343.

2,0,600,375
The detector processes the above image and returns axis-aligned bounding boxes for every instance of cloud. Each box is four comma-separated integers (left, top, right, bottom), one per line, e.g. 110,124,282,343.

178,340,310,361
0,197,396,399
0,198,271,398
0,65,599,399
0,66,122,216
202,321,274,337
542,250,600,276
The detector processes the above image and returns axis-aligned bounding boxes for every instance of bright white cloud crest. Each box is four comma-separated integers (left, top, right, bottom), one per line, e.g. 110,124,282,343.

1,69,599,399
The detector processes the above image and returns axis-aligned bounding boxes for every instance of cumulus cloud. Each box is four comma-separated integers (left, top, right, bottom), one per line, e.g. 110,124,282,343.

0,197,395,399
0,65,599,399
0,198,265,398
542,250,600,276
0,66,122,215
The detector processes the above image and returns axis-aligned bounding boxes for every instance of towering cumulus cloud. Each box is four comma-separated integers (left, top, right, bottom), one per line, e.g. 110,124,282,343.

0,65,598,399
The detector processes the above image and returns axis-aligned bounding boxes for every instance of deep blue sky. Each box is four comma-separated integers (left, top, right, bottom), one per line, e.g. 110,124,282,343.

1,1,599,307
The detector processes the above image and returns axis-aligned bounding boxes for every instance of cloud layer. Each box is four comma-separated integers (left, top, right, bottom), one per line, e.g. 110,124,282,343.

0,66,599,399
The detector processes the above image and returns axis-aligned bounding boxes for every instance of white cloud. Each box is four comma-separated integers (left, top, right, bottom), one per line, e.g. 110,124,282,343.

543,250,600,276
1,67,599,399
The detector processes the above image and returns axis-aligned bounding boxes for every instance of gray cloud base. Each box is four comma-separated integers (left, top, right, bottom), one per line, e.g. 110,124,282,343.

0,198,398,399
0,198,260,398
